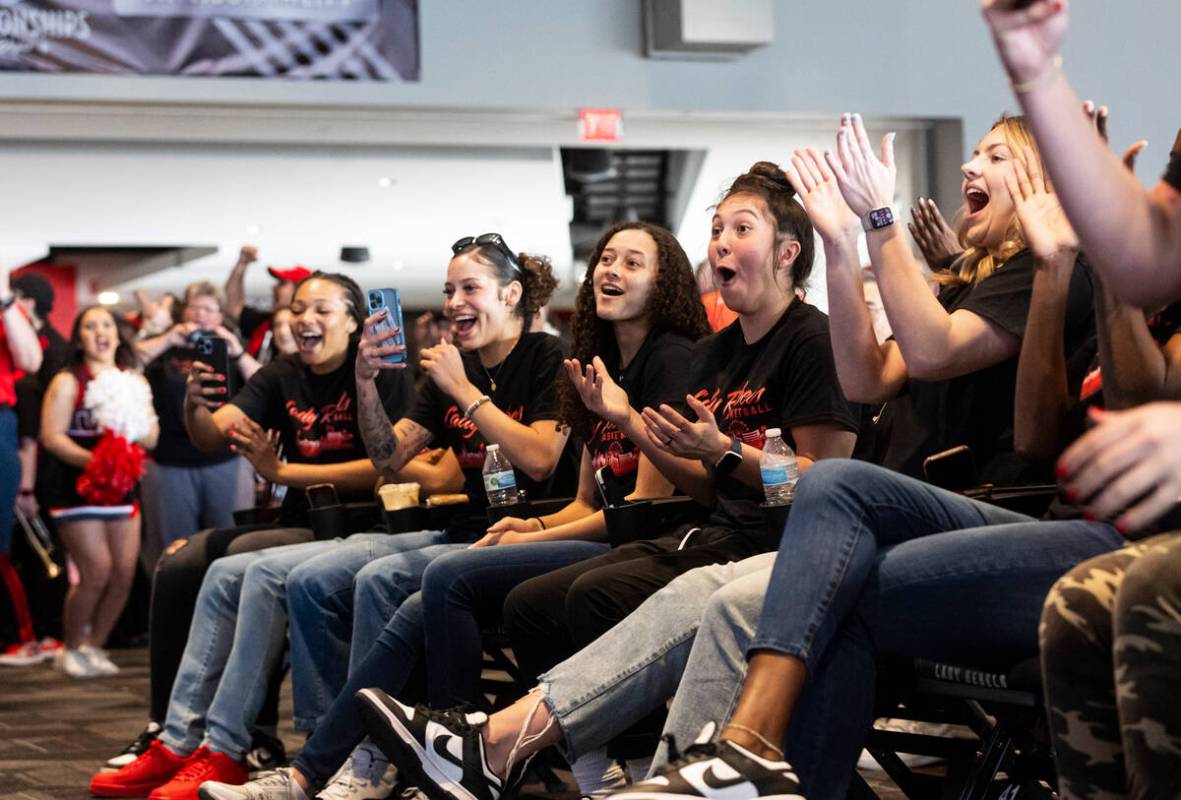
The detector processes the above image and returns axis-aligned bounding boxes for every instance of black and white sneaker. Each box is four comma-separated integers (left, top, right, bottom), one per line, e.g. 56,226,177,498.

245,728,289,776
604,723,806,799
103,721,162,770
355,688,512,800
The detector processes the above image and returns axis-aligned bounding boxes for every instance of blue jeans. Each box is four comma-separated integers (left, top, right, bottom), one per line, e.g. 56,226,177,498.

291,539,609,783
422,541,610,708
160,538,337,758
684,460,1123,799
286,530,445,730
0,409,18,554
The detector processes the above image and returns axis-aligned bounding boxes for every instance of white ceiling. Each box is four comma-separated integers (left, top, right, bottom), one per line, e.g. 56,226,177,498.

0,139,577,308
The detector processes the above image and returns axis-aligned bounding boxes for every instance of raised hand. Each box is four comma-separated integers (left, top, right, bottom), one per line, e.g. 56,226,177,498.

1058,403,1181,534
228,416,282,482
1004,147,1078,262
356,309,406,382
785,147,860,243
981,0,1069,87
826,113,897,219
563,357,632,426
213,325,245,358
641,394,728,463
1082,99,1149,174
908,198,962,267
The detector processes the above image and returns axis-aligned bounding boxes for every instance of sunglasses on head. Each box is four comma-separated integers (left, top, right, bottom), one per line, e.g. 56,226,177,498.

451,233,523,275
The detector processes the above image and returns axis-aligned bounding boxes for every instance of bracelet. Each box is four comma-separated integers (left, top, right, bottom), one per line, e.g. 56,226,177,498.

535,517,547,531
19,488,33,496
1010,53,1062,94
463,395,491,419
722,723,784,758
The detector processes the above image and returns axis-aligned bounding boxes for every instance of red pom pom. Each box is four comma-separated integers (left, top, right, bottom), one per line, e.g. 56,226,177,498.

76,432,147,506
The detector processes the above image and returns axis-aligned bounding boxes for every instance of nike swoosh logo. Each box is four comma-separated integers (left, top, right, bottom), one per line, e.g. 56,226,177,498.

432,733,464,770
699,762,751,791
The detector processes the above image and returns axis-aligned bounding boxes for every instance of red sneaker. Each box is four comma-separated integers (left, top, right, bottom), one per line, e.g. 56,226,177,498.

147,747,247,800
90,739,188,797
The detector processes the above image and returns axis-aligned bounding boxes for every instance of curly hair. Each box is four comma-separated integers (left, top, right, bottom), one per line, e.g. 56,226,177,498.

453,242,559,331
558,222,712,442
722,161,816,290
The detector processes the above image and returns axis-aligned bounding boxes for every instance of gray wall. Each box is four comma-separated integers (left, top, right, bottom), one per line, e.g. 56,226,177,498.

1,1,1178,166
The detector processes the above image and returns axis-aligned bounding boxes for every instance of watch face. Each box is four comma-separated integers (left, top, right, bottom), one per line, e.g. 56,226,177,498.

868,207,895,229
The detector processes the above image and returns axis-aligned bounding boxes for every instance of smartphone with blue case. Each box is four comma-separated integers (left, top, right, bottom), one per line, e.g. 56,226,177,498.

367,288,406,364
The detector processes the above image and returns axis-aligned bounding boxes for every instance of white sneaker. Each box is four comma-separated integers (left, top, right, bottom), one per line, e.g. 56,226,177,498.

82,646,121,676
318,740,398,800
198,767,310,800
56,648,102,679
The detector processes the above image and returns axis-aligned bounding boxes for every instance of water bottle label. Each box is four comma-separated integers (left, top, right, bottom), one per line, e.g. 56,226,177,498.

761,466,789,486
483,469,517,493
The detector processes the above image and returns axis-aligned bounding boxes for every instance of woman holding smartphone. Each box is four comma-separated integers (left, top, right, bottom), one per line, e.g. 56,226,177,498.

215,222,710,799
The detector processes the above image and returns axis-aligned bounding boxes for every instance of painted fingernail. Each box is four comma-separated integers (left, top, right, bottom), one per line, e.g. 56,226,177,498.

1115,520,1130,536
1083,510,1097,521
888,132,896,142
853,113,862,122
842,113,850,123
1055,464,1067,478
1064,487,1078,502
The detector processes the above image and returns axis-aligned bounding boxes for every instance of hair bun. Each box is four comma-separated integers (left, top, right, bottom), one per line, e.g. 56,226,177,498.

744,161,793,194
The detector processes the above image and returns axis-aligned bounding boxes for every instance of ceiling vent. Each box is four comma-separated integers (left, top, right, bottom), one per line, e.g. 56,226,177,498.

644,0,773,60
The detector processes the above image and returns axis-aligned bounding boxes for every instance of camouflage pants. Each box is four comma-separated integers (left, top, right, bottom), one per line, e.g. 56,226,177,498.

1040,532,1181,800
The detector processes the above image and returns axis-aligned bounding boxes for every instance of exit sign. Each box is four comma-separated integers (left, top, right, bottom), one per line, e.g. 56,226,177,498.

578,108,622,142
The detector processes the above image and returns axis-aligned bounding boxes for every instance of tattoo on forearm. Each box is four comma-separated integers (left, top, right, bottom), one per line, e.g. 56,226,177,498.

358,383,400,470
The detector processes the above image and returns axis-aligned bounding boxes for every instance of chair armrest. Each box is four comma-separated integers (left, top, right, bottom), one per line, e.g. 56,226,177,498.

604,496,710,547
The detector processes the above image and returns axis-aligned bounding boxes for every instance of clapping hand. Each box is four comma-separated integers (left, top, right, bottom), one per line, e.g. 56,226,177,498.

1004,147,1078,263
826,113,897,219
784,147,860,244
228,416,282,483
1058,403,1181,534
563,357,632,426
909,198,962,268
641,395,728,463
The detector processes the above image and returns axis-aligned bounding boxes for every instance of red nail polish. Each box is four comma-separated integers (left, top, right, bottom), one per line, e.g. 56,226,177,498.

1065,488,1078,502
1055,464,1067,479
1115,521,1129,536
1084,510,1097,521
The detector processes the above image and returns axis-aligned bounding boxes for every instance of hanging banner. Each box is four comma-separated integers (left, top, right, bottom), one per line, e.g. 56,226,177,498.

0,0,418,79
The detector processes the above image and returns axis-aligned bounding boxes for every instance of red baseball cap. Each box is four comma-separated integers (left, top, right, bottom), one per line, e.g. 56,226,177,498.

267,265,313,283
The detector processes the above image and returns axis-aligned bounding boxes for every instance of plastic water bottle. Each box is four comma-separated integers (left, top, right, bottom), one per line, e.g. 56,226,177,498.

482,444,519,507
760,428,798,506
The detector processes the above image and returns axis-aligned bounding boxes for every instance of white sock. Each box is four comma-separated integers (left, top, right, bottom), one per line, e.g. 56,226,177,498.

570,748,627,795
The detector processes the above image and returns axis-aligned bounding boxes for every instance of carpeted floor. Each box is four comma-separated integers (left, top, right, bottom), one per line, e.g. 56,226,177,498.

0,647,906,799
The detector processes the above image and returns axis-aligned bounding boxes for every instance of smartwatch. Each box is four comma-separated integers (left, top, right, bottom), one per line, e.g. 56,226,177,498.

862,207,896,232
712,436,743,477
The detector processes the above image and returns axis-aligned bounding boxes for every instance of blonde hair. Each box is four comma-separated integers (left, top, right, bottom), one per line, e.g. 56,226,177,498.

935,114,1039,289
183,281,225,310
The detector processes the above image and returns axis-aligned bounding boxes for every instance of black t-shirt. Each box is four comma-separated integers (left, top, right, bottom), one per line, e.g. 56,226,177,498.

587,331,696,495
145,345,238,467
230,345,415,524
1045,299,1181,529
689,302,860,546
405,332,571,537
15,323,70,440
881,251,1094,482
